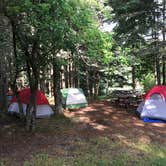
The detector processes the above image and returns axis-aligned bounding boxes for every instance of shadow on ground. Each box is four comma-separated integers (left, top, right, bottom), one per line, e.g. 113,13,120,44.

0,100,165,165
64,100,166,144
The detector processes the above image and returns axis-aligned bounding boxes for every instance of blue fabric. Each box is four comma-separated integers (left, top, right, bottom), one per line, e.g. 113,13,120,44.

142,117,166,123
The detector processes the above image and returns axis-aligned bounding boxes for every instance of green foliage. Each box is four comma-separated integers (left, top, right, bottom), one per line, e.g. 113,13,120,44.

79,28,113,64
4,0,163,93
142,73,156,92
102,0,166,88
23,154,64,166
4,0,108,80
0,160,5,166
110,0,156,38
150,158,166,166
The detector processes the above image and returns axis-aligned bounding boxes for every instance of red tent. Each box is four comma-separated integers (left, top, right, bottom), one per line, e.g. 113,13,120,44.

7,90,13,96
144,85,166,100
12,88,49,105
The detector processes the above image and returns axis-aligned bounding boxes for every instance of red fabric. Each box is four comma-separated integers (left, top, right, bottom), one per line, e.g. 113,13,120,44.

7,90,13,96
12,88,49,105
144,85,166,100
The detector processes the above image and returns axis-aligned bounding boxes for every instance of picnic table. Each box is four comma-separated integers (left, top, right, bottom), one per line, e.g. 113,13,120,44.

110,90,144,109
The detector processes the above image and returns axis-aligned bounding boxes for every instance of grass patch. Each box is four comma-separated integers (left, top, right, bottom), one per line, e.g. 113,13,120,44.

35,113,74,135
23,154,64,166
134,142,166,158
20,137,166,166
1,136,165,166
150,157,166,166
1,111,165,166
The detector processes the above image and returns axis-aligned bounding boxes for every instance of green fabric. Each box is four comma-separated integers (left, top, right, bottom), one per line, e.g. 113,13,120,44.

61,89,69,100
66,103,88,109
61,88,84,101
60,88,88,109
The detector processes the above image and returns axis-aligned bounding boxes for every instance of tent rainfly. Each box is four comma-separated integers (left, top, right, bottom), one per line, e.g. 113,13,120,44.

136,85,166,122
8,88,54,118
61,88,88,109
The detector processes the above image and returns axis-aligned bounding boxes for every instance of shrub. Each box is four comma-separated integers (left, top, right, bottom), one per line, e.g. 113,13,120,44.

142,73,156,92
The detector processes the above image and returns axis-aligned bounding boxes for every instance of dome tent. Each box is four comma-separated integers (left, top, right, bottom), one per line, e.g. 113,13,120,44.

61,88,88,109
136,85,166,122
8,88,54,118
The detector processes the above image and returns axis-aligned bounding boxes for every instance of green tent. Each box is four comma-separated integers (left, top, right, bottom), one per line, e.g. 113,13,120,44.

61,88,88,109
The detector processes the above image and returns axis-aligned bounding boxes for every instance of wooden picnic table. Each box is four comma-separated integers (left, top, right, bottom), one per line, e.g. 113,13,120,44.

110,93,143,109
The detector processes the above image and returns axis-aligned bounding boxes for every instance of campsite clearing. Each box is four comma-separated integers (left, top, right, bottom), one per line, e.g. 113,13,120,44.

0,101,166,166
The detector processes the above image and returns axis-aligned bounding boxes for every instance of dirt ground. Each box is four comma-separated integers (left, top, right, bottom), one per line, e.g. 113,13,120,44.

0,100,166,164
64,101,166,144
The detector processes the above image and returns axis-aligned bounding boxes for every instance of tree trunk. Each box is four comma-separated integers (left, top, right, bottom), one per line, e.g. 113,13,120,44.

39,77,46,93
74,57,80,88
156,1,161,85
0,74,7,112
0,14,12,112
162,0,166,85
155,56,161,85
73,57,79,88
64,64,69,88
60,69,63,89
132,65,136,90
89,69,93,98
25,57,38,131
53,60,63,113
94,72,100,97
26,59,38,131
69,61,72,87
26,88,37,132
162,57,166,85
10,20,24,118
86,68,91,99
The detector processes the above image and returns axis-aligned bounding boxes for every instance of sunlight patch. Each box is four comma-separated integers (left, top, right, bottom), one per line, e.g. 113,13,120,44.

133,122,145,127
91,123,108,131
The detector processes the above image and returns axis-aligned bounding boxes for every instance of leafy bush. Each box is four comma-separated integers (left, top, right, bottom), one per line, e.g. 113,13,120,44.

142,73,156,92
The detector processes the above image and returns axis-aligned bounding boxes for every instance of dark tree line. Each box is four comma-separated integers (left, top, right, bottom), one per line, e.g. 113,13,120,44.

109,0,166,86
